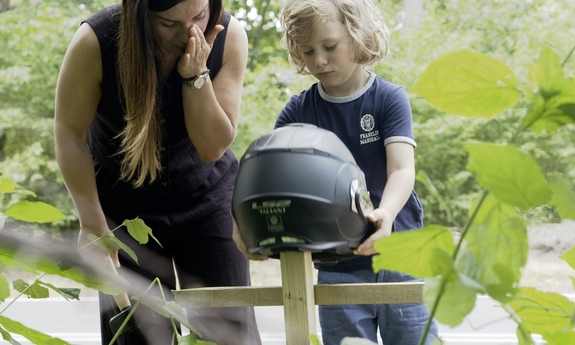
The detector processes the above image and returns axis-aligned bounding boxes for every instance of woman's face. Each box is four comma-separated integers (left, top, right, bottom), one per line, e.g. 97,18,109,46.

149,0,210,58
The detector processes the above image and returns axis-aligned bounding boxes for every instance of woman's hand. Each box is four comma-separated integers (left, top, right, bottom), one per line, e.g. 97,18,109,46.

178,24,224,79
353,208,393,256
77,227,119,268
232,217,268,261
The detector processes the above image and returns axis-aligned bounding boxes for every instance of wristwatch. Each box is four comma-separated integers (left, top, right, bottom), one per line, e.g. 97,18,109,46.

182,69,210,89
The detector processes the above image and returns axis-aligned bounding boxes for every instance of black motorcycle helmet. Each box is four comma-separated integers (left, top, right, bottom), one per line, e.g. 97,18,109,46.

232,123,374,263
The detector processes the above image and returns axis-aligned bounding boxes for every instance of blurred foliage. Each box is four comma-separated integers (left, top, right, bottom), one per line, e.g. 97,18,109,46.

373,47,575,343
0,0,573,232
225,0,286,69
371,0,575,227
0,0,115,231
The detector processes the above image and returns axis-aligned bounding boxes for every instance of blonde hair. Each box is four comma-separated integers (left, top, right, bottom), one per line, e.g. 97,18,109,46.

280,0,390,75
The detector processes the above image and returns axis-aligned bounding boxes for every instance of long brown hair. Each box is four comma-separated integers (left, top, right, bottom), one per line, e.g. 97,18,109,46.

116,0,223,188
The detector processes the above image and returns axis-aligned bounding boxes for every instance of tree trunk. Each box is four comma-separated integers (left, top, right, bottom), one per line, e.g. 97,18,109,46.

0,0,10,12
247,0,271,69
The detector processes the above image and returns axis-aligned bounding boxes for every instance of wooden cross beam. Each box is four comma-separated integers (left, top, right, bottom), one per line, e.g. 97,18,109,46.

173,251,424,345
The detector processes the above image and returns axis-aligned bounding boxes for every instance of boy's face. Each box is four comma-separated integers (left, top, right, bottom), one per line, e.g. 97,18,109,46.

298,19,365,97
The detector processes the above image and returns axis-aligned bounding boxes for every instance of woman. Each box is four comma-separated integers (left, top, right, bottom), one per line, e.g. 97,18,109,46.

54,0,261,343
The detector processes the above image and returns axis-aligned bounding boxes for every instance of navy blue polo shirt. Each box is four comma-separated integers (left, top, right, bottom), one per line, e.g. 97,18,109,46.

276,73,423,271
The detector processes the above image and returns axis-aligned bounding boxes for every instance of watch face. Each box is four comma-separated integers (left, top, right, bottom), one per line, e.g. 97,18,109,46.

194,75,207,89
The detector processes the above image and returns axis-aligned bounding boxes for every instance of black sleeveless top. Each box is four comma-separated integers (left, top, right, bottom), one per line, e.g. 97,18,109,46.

84,4,238,214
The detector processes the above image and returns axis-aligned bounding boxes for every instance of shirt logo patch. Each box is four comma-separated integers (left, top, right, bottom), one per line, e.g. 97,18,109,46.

360,114,375,132
359,114,380,145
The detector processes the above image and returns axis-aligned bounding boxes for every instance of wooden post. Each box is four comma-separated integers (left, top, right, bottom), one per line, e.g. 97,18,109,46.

280,251,316,345
173,251,423,344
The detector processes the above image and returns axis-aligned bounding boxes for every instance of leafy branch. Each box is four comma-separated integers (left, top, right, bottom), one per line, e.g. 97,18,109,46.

373,46,575,345
0,180,209,344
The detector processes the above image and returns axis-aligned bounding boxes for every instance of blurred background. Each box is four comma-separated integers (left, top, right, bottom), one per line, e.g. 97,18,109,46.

0,0,574,293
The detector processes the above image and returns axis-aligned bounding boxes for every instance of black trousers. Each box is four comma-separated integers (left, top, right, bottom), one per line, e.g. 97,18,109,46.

97,178,261,345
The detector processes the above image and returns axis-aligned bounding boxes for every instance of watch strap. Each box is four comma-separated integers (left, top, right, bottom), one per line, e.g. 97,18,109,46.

182,69,210,88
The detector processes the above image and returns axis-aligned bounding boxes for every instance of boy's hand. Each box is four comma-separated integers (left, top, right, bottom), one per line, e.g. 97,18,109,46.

232,217,269,261
353,208,393,256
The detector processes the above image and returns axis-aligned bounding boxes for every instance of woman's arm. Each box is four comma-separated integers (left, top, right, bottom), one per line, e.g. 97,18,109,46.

180,16,248,161
54,23,116,265
354,142,416,255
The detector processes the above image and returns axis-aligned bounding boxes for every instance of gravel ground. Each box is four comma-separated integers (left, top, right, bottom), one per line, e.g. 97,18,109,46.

519,220,575,293
249,220,575,294
4,220,574,298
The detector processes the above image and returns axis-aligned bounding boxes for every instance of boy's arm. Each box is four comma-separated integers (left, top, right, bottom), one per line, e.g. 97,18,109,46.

354,142,416,256
275,96,300,129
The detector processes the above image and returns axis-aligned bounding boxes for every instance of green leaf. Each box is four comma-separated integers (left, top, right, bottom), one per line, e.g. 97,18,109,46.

181,332,217,345
466,194,528,289
544,331,575,345
180,332,217,345
372,226,455,278
523,47,575,133
122,218,162,247
469,193,517,222
508,287,575,335
0,245,130,296
0,316,70,345
410,50,520,117
465,143,551,210
134,295,201,335
37,281,80,301
528,47,566,100
548,175,575,220
423,265,482,326
0,326,20,345
4,201,65,224
87,233,120,251
12,279,49,299
559,245,575,271
310,334,322,345
0,178,15,193
0,274,10,301
487,264,520,302
516,324,535,345
88,233,138,264
522,93,546,129
523,85,575,134
179,333,197,345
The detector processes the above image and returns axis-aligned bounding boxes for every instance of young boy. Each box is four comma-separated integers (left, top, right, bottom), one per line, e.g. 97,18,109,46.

277,0,439,344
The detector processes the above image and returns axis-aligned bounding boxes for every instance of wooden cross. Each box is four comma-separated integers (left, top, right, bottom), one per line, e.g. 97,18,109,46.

173,251,423,345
